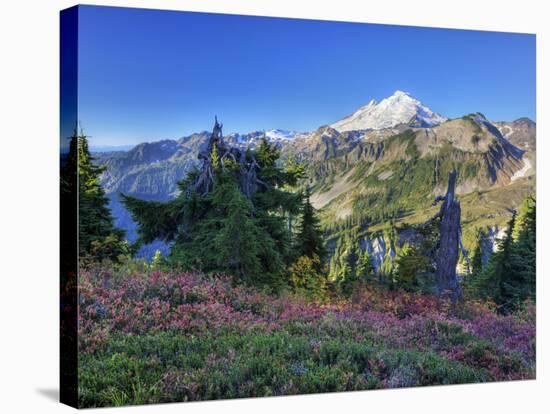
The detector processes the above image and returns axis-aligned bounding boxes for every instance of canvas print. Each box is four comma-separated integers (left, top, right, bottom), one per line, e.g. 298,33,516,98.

60,5,536,408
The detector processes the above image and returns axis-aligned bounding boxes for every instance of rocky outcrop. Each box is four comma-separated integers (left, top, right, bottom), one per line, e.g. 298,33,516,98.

360,234,396,272
484,226,507,264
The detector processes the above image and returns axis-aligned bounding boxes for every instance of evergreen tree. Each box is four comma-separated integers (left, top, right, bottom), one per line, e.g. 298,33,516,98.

123,134,302,290
513,196,535,241
337,237,362,296
213,180,264,283
69,126,127,261
210,144,220,171
379,255,396,284
471,228,487,275
168,172,286,288
339,261,358,297
492,211,517,310
60,128,78,197
393,243,428,292
471,199,536,313
295,188,327,263
356,249,375,282
256,137,279,169
508,197,536,307
288,254,327,300
282,156,305,187
282,156,305,233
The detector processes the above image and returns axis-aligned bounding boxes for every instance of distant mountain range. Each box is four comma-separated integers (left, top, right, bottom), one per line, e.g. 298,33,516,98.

94,91,536,263
89,144,136,153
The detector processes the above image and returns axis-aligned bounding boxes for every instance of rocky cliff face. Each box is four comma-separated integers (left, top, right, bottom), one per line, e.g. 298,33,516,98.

364,234,396,272
288,115,530,226
291,114,534,279
494,117,536,152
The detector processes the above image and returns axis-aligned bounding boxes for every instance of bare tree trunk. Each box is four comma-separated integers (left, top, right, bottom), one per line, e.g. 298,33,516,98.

187,117,267,200
433,170,462,301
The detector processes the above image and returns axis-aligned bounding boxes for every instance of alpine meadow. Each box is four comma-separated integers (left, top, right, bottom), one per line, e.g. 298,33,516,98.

60,5,536,408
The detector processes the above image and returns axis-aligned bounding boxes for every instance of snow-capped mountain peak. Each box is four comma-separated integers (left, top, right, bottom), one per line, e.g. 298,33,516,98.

362,98,378,109
330,90,447,132
264,129,298,140
223,128,307,149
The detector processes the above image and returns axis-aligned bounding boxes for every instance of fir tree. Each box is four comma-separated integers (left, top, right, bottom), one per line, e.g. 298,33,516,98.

339,261,358,297
295,188,327,263
513,196,535,241
60,127,78,197
508,197,536,307
210,143,220,171
471,199,536,313
70,126,127,261
123,129,302,290
394,243,428,292
471,228,487,275
492,211,517,310
214,180,263,282
356,249,374,282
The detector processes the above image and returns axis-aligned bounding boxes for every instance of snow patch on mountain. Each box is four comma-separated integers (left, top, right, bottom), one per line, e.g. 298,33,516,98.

264,129,298,140
511,158,532,182
331,90,447,132
225,129,306,148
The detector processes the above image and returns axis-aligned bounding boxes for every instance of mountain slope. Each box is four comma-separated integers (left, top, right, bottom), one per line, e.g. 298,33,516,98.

284,114,534,278
95,129,304,256
330,90,447,132
494,117,536,183
306,115,528,214
494,117,536,152
94,97,535,272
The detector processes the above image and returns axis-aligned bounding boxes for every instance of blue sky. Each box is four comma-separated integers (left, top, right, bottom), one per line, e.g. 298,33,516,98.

75,5,536,147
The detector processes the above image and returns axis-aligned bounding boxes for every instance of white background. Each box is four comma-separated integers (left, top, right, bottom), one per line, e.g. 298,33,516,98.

0,0,548,412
